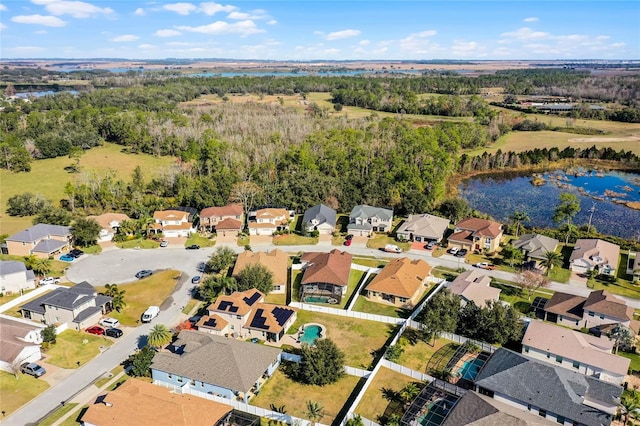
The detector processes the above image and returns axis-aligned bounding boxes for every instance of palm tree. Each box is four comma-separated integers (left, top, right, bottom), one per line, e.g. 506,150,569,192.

620,390,640,425
304,400,325,426
540,251,562,276
216,276,238,296
586,268,598,288
25,255,52,277
147,324,172,349
400,383,420,407
509,211,530,238
104,284,127,312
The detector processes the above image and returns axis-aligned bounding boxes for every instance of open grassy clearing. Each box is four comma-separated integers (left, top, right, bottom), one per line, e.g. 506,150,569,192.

287,310,395,369
96,269,181,326
0,143,175,235
366,234,411,252
272,234,318,246
396,335,455,372
0,371,50,416
45,329,113,368
186,233,216,248
251,370,362,425
115,238,160,249
355,367,422,423
352,295,408,318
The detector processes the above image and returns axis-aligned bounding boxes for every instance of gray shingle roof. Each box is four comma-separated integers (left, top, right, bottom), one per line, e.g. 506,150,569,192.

396,213,450,240
152,330,281,393
33,239,68,254
302,204,337,228
0,260,27,276
7,223,71,243
20,282,110,315
475,348,621,426
512,234,559,260
347,222,372,231
73,306,103,323
349,205,393,221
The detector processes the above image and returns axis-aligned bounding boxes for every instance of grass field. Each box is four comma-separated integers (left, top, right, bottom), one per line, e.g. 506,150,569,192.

96,270,181,325
0,371,51,415
272,234,318,246
115,238,160,249
186,233,216,248
45,329,113,368
366,234,411,252
355,367,421,423
37,403,79,426
396,336,455,372
0,143,175,235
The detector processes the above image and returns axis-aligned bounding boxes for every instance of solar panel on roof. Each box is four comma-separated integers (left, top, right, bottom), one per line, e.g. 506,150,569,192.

272,307,293,327
243,291,261,306
530,296,549,312
250,308,270,330
203,317,218,327
217,301,238,312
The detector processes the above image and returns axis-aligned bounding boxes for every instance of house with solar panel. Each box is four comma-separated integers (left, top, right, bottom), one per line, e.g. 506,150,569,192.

5,223,72,258
196,289,296,343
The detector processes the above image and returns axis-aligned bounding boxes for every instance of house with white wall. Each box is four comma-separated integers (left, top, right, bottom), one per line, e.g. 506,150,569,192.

0,260,36,295
0,315,44,373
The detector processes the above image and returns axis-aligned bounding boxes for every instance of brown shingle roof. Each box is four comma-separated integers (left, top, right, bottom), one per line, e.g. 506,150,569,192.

584,290,633,322
448,270,500,308
200,204,243,219
543,292,587,321
153,210,189,222
301,249,352,287
366,258,432,298
447,229,473,244
87,213,130,230
570,239,621,268
255,208,288,223
196,314,229,332
455,218,503,238
232,249,289,285
216,218,243,230
208,289,264,316
81,378,232,426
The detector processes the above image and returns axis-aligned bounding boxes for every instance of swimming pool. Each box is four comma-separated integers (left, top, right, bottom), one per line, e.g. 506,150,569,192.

304,296,330,303
299,325,322,345
458,358,484,380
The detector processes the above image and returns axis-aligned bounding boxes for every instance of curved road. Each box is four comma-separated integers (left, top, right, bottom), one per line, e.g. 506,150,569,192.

7,242,640,425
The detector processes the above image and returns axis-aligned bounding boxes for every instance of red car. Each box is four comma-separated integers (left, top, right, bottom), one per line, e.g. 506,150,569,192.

344,239,352,246
86,326,105,335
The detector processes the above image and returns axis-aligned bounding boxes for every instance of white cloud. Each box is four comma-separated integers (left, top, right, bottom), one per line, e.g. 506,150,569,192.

398,30,439,53
325,29,361,41
31,0,113,18
138,44,156,49
11,14,67,27
8,46,46,54
523,17,538,22
134,7,145,16
163,2,197,15
0,4,7,11
0,23,6,31
110,34,139,42
227,9,268,20
166,41,194,46
323,48,340,55
176,20,264,36
199,2,237,16
154,29,182,37
359,39,370,46
501,27,550,40
451,40,481,56
267,19,277,25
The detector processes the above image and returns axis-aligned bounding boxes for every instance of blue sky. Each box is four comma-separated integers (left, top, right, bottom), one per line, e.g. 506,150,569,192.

1,1,639,60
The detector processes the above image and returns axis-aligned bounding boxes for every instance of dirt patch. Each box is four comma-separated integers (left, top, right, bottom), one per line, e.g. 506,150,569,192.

568,136,640,143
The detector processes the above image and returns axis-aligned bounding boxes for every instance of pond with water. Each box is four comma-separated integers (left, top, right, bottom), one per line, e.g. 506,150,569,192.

458,169,640,239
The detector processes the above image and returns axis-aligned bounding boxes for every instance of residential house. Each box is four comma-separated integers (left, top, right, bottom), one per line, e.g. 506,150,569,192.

0,260,36,294
232,249,289,294
365,258,432,307
569,239,620,276
512,234,559,266
543,292,586,328
474,348,622,426
248,208,290,236
199,204,244,233
627,252,640,283
448,218,503,253
582,290,634,330
522,320,629,385
151,210,194,238
81,378,232,426
302,204,337,235
395,213,450,243
87,213,130,242
347,205,393,237
151,329,282,403
196,288,296,343
299,249,352,304
20,281,112,330
5,223,72,258
0,315,44,373
214,218,243,238
447,270,501,308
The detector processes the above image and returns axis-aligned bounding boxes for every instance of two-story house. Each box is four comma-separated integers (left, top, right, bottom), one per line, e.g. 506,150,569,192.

512,233,559,267
302,204,337,235
395,213,450,243
199,204,244,233
365,258,432,307
448,218,503,253
0,315,44,373
299,249,352,304
151,210,194,238
5,223,72,258
20,281,112,330
627,252,640,283
248,208,290,236
232,249,289,294
570,239,620,276
347,205,393,237
0,260,36,295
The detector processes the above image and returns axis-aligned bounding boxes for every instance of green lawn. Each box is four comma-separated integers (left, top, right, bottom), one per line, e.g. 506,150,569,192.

0,371,50,416
38,403,79,426
618,351,640,373
492,281,555,315
115,238,160,249
96,270,181,326
589,277,640,299
94,365,125,389
352,257,389,268
548,267,572,283
396,335,455,372
366,234,411,252
352,296,408,318
288,310,396,369
264,292,287,305
78,245,102,254
251,369,362,425
272,234,318,246
356,367,423,423
186,233,216,248
181,299,201,315
45,329,113,368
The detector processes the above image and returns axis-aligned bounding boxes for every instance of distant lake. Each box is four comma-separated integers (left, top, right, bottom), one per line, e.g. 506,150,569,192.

16,90,79,98
55,68,423,77
458,169,640,239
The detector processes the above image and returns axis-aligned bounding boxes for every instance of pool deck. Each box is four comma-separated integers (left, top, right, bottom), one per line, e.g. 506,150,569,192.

265,322,327,349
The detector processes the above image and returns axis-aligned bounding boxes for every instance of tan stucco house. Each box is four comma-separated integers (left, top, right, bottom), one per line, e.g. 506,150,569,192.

448,218,503,253
5,224,72,258
232,249,289,294
365,258,432,307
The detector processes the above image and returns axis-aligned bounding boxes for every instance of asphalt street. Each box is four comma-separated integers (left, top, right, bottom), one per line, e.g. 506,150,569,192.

7,242,640,424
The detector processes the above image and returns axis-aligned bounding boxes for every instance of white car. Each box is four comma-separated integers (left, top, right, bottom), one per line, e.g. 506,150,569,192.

39,277,61,286
99,317,120,328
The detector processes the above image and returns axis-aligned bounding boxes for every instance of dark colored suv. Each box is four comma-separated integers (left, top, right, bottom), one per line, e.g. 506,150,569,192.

69,248,84,258
105,328,123,338
455,249,468,257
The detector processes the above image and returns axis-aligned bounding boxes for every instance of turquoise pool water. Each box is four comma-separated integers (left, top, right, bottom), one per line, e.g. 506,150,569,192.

299,325,322,345
458,358,484,380
305,296,329,303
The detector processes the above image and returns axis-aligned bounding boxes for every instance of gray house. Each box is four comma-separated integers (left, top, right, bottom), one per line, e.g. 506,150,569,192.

302,204,337,235
347,205,393,237
395,213,450,242
512,234,559,266
20,282,112,330
0,260,36,294
5,223,72,258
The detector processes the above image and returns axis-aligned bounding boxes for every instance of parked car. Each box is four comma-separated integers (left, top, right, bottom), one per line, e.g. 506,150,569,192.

448,247,459,255
141,306,160,323
384,244,402,253
86,325,105,335
60,254,75,262
69,249,84,258
105,328,123,338
474,262,496,270
99,317,120,328
191,275,201,284
39,277,61,286
186,244,200,250
135,270,153,279
344,239,352,246
345,234,354,241
20,362,46,378
425,241,437,250
159,240,168,247
455,249,468,258
196,262,207,273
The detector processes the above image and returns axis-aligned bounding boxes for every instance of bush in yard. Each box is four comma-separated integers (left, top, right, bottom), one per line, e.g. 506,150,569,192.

293,338,345,386
41,324,57,344
385,344,404,362
127,346,156,377
236,263,273,294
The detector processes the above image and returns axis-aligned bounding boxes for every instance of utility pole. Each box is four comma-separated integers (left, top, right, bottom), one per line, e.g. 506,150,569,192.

586,202,596,235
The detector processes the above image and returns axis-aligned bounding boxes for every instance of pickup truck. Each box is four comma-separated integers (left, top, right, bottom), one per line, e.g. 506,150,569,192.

474,262,496,270
141,306,160,323
39,277,61,286
384,244,403,253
